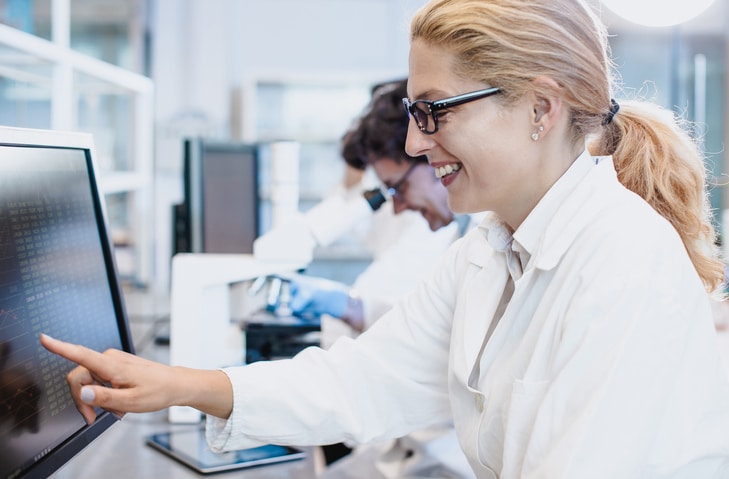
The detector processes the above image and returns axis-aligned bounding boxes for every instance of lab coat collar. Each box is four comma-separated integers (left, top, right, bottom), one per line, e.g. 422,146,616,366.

465,213,501,268
513,150,594,261
532,153,617,270
466,151,615,272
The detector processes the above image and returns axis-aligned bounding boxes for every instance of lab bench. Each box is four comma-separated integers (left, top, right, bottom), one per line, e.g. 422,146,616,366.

49,286,320,479
50,410,318,479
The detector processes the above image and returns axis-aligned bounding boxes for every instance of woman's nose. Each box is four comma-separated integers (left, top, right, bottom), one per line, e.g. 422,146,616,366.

404,121,434,159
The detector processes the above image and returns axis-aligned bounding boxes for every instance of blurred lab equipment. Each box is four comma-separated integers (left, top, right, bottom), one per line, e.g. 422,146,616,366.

252,185,388,264
241,274,324,364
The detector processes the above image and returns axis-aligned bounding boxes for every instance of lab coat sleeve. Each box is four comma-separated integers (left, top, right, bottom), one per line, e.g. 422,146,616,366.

206,239,464,453
355,220,458,329
514,215,729,478
359,294,398,331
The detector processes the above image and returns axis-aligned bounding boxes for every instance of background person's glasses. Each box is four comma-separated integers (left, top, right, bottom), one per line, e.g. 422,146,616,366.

387,162,419,199
402,86,502,135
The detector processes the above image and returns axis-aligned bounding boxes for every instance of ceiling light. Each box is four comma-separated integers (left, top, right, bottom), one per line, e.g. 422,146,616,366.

601,0,716,27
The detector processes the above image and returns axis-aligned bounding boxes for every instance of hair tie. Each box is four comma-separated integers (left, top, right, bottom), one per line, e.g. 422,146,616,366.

603,99,620,125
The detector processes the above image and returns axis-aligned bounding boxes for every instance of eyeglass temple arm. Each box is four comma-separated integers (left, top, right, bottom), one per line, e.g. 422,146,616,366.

432,87,501,110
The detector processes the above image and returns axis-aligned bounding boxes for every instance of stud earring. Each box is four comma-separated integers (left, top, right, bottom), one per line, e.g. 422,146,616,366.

531,125,544,141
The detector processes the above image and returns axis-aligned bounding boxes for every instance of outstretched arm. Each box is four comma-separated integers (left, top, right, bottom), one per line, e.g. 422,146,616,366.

40,334,233,424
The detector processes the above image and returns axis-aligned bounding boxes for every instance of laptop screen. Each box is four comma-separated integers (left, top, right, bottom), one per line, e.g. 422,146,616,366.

0,127,134,479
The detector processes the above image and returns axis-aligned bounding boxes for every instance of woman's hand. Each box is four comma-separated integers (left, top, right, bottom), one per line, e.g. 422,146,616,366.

40,334,233,424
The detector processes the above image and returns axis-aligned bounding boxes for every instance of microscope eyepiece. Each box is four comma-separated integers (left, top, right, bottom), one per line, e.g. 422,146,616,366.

363,187,388,211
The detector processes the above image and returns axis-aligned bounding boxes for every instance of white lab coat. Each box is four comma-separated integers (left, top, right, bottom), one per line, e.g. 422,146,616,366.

208,153,729,478
353,209,460,329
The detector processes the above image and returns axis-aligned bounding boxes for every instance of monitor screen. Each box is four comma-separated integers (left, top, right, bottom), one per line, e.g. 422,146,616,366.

0,126,134,479
175,138,260,255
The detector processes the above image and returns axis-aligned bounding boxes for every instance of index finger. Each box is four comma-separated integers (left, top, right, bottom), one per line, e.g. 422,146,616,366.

40,334,115,377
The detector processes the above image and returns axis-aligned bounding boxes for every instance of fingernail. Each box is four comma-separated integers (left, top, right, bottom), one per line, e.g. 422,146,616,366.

41,333,54,341
80,387,95,403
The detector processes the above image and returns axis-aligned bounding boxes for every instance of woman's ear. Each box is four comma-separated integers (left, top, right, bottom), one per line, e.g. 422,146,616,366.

530,76,563,135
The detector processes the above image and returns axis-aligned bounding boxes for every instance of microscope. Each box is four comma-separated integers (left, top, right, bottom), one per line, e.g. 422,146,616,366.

242,275,321,363
242,186,388,362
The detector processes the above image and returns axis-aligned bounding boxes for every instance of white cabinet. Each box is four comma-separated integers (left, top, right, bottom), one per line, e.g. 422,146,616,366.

0,22,154,285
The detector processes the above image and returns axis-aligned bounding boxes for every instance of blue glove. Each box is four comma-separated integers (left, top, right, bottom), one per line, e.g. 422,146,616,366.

288,275,350,320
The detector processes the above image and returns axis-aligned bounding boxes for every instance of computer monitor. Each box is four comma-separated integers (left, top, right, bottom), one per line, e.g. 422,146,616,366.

0,126,134,479
173,138,260,255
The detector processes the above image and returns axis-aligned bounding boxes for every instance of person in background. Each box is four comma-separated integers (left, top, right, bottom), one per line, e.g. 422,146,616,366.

42,0,729,476
287,78,477,335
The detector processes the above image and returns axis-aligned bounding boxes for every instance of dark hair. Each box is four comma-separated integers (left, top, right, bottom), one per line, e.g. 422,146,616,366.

341,78,428,170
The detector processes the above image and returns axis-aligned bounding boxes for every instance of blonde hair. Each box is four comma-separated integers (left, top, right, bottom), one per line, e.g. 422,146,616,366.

411,0,724,293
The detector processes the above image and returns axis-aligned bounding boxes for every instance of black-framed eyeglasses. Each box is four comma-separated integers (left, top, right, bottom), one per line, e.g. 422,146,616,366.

386,162,418,199
402,86,502,135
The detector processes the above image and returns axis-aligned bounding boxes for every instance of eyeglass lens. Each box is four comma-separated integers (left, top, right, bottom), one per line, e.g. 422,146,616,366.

412,102,432,133
403,99,434,134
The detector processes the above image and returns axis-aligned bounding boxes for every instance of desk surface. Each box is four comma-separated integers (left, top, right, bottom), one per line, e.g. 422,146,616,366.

50,410,318,479
49,289,319,479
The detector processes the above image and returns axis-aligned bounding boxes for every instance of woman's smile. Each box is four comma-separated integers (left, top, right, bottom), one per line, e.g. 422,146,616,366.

436,162,461,187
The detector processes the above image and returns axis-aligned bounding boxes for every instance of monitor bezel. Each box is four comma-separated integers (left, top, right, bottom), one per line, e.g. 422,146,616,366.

0,126,135,479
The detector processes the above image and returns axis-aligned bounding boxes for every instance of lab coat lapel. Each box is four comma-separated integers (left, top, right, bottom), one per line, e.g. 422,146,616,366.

458,228,511,374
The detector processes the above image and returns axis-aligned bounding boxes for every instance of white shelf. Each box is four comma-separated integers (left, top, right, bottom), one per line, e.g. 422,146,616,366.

98,171,150,194
0,20,155,286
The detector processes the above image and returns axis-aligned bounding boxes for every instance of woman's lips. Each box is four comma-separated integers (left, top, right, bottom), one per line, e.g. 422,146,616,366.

434,162,462,187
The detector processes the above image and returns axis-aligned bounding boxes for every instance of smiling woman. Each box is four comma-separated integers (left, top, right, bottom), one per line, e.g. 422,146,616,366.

40,1,729,478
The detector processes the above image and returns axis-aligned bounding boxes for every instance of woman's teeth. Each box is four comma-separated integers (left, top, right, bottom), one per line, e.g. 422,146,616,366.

435,163,461,179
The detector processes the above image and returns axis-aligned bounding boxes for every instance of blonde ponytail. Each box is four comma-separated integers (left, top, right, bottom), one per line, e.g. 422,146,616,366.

589,101,724,293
